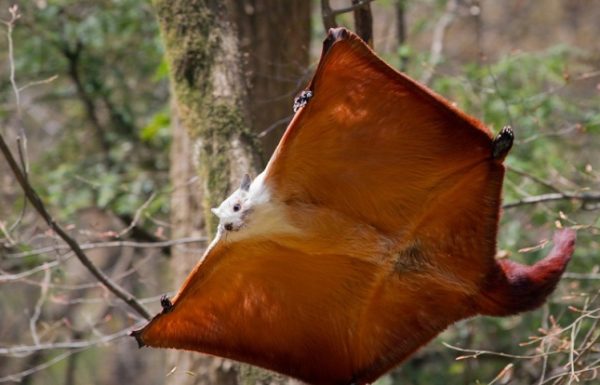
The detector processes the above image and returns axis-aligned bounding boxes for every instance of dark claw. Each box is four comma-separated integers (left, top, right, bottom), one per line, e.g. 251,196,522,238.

492,125,514,160
293,90,313,112
160,295,174,313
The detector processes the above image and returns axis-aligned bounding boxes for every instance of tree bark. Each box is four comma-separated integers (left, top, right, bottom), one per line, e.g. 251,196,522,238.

352,0,374,48
396,0,408,71
229,0,311,156
154,1,310,384
155,0,261,235
168,102,237,385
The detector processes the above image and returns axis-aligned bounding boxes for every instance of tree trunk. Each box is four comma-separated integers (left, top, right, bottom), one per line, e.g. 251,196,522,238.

155,0,261,234
229,0,311,156
154,1,310,384
168,103,238,385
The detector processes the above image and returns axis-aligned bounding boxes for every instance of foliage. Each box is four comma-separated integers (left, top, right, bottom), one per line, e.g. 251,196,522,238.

0,1,598,384
2,0,170,223
380,22,600,385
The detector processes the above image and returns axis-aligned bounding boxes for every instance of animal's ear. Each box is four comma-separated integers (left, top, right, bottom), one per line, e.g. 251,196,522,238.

240,173,251,191
211,207,219,216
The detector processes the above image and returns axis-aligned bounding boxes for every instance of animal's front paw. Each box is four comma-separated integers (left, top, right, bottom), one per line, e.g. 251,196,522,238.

293,90,313,112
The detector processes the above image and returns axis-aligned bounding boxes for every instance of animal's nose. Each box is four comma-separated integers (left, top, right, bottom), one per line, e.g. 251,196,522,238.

224,223,233,231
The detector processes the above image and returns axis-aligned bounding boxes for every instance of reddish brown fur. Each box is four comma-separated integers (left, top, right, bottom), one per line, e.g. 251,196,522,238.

131,29,575,385
478,229,575,316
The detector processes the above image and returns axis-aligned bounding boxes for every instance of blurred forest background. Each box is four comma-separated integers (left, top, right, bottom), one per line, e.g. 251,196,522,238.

0,0,599,384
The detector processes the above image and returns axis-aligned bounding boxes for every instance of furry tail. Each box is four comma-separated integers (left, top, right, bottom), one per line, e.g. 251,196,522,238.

478,229,576,317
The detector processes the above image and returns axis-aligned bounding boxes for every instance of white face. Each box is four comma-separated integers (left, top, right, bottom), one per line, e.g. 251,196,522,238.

211,174,255,233
211,187,251,232
211,172,272,235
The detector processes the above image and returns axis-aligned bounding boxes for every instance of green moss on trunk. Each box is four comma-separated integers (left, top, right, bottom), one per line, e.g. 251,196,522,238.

153,2,292,383
154,0,258,234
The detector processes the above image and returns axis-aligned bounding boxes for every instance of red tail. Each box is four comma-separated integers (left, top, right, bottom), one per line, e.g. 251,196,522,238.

479,229,576,316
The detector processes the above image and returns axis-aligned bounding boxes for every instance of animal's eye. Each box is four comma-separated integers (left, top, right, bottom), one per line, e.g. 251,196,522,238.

233,203,241,212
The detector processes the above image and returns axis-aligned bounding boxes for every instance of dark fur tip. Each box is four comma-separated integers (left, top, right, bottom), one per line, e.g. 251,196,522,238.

323,27,350,55
327,27,349,42
129,329,146,348
160,295,174,314
492,126,514,160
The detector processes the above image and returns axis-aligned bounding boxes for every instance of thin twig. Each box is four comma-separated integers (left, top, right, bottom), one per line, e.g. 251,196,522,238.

506,165,564,193
8,251,151,291
520,124,581,145
0,132,151,320
0,350,81,383
2,5,21,115
321,0,376,30
0,220,16,246
2,5,29,234
28,265,51,346
568,317,577,383
543,364,600,385
571,329,600,368
562,272,600,280
488,363,513,385
420,0,458,85
443,342,559,360
6,236,207,259
0,260,62,282
502,192,600,209
0,323,146,383
116,192,156,238
329,0,376,17
18,74,59,92
519,308,600,347
257,115,293,138
0,325,137,356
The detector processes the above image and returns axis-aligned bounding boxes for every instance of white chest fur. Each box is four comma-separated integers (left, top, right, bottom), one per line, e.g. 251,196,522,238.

216,172,301,244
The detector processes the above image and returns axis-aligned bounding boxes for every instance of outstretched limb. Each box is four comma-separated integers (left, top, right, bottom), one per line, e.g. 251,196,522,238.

478,229,576,316
492,126,514,161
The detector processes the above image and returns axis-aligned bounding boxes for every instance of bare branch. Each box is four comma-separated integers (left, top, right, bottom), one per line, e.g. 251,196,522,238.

488,363,513,385
321,0,376,32
541,365,600,385
506,165,564,193
0,133,152,320
0,350,80,383
502,192,600,209
443,341,556,360
352,0,374,47
6,236,207,259
257,115,293,138
0,325,143,383
0,325,137,356
2,4,30,234
396,0,408,71
1,259,62,282
29,265,51,346
0,220,16,246
321,0,337,31
2,4,22,115
562,272,600,280
60,38,112,159
420,0,458,85
116,192,157,238
18,74,59,92
330,0,376,18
